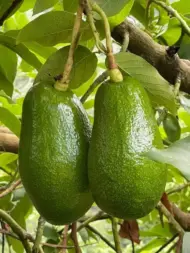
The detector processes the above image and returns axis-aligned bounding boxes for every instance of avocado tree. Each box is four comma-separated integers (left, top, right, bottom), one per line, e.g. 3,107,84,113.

1,0,190,252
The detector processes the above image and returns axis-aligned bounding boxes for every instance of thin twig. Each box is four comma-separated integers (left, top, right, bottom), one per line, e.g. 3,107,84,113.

80,71,108,103
111,217,122,253
156,202,185,235
167,182,190,195
0,179,21,198
59,225,69,253
71,223,81,253
55,0,84,91
85,0,106,53
0,209,32,253
77,211,105,231
0,228,74,250
152,0,190,36
32,216,45,253
155,234,178,253
86,225,116,251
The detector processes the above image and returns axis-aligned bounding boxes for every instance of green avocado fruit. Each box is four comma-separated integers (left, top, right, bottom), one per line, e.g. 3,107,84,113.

19,81,93,225
163,113,181,142
88,76,168,220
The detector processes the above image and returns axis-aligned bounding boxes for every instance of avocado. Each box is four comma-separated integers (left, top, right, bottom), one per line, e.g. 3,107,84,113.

19,81,93,225
163,113,181,142
88,76,168,219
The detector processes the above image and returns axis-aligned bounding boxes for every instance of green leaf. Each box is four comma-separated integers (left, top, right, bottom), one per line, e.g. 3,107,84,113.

109,0,134,28
63,0,78,12
0,0,24,22
35,45,97,89
161,18,182,46
0,45,17,83
140,223,173,238
24,41,57,60
172,0,190,15
182,232,190,253
33,0,59,15
146,135,190,181
115,52,177,114
0,33,42,70
17,11,92,46
19,0,36,12
0,153,18,168
0,193,14,211
0,70,13,96
0,107,21,137
43,224,59,241
136,238,167,253
94,0,131,17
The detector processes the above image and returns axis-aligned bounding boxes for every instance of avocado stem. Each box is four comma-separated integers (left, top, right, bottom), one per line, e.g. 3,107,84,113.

84,0,106,53
89,1,123,83
111,217,122,253
54,1,84,91
32,216,45,253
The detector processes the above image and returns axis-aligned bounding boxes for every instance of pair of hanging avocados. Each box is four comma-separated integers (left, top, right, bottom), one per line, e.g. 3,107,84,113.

18,69,168,225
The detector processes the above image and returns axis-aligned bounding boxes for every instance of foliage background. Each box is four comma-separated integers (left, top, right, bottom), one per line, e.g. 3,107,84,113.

1,0,190,252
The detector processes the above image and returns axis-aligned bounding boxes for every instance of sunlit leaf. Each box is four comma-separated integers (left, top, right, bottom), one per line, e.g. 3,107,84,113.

146,136,190,181
115,52,177,114
35,45,97,89
0,107,21,137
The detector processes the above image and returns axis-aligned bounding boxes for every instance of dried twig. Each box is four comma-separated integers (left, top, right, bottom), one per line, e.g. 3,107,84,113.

71,223,81,253
59,225,69,253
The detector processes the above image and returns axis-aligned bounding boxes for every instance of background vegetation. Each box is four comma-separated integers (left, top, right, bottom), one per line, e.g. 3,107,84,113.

1,0,190,252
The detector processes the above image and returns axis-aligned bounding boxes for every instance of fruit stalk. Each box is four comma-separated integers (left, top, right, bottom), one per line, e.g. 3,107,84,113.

32,216,45,253
89,1,123,82
111,217,122,253
84,0,106,53
54,0,84,91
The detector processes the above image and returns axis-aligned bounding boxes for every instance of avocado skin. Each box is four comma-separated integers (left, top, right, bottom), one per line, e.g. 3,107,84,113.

19,81,93,225
88,76,168,220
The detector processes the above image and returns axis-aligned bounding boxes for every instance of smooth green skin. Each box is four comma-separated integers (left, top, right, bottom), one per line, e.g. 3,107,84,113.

163,113,181,142
19,81,93,225
88,76,168,220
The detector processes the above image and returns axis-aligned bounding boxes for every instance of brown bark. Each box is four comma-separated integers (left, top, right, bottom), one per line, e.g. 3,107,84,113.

0,127,19,153
111,20,190,94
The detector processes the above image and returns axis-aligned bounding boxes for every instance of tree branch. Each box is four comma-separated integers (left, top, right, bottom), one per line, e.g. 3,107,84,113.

0,179,21,198
32,216,45,253
0,209,32,253
111,20,190,94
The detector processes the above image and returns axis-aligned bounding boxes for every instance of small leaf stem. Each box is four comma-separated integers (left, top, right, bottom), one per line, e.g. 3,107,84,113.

85,0,106,53
111,217,122,253
32,216,45,253
152,0,190,36
0,179,21,198
89,1,117,70
80,71,108,103
54,0,84,91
